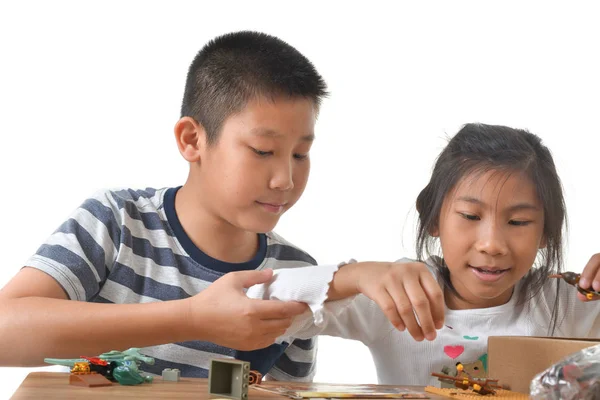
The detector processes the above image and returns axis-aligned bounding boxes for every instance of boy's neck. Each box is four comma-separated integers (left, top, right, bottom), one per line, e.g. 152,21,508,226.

174,185,260,264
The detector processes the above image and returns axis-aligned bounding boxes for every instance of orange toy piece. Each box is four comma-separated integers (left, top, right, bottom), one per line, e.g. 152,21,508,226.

249,370,263,385
71,361,94,375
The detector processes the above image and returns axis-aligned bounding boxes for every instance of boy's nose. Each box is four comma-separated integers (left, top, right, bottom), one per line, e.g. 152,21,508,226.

270,162,294,191
474,224,509,256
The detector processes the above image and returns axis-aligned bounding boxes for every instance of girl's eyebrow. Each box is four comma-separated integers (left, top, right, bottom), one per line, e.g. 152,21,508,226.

456,196,540,212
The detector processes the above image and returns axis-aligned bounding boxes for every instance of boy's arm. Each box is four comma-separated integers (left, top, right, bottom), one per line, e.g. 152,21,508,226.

0,267,306,366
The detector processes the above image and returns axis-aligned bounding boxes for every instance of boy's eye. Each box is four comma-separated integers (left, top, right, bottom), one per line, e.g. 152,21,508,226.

509,220,531,226
459,213,480,221
294,153,309,160
250,147,273,157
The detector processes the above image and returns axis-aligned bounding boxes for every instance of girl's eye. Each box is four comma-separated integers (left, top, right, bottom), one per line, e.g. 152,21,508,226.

459,213,480,221
509,220,531,226
294,153,308,160
251,147,273,157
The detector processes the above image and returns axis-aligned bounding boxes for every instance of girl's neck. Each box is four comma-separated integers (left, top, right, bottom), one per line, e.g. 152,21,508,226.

444,284,514,310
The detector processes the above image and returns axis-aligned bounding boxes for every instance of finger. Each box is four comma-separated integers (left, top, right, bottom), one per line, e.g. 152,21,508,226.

390,283,424,341
577,292,591,302
420,272,445,329
579,254,600,289
250,299,309,319
228,269,274,289
371,289,405,332
404,277,436,341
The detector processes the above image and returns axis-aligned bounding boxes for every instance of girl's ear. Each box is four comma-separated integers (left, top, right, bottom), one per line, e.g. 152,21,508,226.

539,235,547,249
430,225,440,237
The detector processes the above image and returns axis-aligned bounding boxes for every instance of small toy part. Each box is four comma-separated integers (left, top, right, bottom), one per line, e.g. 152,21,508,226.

432,372,501,395
81,356,109,366
162,368,181,382
69,373,113,387
549,272,600,300
71,361,92,375
248,370,262,385
208,359,251,400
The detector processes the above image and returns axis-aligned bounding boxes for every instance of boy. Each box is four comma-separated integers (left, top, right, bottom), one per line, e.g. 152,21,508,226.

0,31,328,380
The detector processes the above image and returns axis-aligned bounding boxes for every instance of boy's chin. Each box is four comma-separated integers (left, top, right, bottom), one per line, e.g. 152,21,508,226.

239,218,280,234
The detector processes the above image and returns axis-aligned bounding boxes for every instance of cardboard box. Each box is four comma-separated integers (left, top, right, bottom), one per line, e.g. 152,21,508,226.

488,336,600,394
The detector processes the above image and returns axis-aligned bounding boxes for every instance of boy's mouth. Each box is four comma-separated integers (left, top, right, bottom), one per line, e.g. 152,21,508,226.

256,201,287,214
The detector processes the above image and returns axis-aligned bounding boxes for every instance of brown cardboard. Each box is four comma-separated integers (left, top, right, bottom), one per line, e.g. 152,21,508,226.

488,336,600,394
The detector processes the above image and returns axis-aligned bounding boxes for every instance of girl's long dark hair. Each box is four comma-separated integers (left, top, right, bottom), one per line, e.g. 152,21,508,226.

415,123,566,334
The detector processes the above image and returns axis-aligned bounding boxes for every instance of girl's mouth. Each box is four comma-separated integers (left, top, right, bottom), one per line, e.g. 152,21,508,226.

469,265,510,281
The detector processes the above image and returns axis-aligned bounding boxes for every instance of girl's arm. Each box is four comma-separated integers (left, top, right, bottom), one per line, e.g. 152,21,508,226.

247,260,445,342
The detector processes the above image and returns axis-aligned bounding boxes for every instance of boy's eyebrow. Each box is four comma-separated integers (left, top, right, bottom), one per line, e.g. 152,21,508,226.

251,128,314,141
456,196,540,212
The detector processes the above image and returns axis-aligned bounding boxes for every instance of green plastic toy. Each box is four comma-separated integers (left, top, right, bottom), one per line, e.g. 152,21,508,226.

44,347,154,385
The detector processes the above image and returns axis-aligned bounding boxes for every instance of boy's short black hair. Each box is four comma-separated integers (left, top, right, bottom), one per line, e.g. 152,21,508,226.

181,31,328,144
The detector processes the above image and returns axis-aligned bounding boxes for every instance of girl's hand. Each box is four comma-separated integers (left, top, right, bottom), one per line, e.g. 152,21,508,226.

577,254,600,301
353,261,445,341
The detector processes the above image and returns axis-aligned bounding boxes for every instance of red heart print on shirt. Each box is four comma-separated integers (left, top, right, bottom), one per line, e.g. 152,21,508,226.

444,345,464,359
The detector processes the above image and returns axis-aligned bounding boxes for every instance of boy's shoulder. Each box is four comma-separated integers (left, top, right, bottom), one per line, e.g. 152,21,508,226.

265,231,317,266
90,187,166,206
84,187,168,213
79,187,170,232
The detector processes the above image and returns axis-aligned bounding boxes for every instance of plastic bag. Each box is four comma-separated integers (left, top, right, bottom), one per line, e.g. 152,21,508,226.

530,343,600,400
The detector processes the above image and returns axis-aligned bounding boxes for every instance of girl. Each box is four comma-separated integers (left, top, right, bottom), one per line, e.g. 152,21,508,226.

247,123,600,386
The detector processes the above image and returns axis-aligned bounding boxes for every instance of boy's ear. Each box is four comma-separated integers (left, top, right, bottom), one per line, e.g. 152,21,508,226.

174,117,206,163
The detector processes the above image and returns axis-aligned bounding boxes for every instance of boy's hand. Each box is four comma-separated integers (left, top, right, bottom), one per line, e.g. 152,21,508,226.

187,269,308,350
353,261,444,342
577,254,600,301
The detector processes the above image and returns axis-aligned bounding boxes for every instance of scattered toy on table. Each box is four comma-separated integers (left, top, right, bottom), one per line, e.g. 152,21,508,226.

162,368,181,382
431,372,501,395
549,272,600,300
425,386,528,399
44,347,154,386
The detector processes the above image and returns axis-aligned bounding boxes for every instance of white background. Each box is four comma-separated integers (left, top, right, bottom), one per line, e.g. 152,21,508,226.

1,0,599,398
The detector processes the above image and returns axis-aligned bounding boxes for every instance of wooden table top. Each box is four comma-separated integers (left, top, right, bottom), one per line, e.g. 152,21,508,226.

10,372,447,400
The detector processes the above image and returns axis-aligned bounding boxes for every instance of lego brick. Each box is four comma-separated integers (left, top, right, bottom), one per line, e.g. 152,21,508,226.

162,368,181,382
208,359,250,400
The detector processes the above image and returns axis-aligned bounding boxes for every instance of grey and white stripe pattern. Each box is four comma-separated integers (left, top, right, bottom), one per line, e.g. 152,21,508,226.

26,187,318,380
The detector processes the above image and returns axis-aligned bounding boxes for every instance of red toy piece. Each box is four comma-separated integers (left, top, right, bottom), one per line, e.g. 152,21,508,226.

81,356,109,366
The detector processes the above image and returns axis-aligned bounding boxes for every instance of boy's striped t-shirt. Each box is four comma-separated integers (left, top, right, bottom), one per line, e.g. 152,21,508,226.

25,187,318,380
